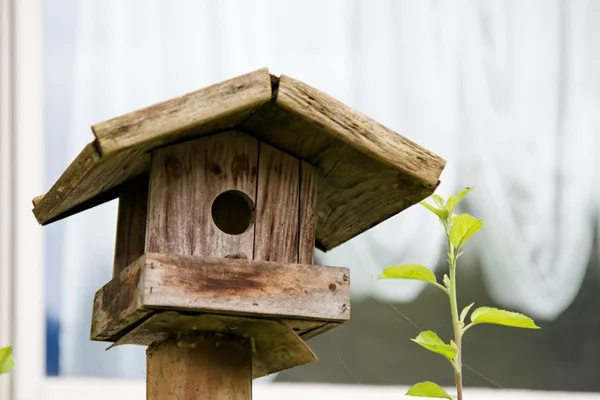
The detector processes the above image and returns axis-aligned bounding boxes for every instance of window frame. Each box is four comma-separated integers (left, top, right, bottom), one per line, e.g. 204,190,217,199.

10,0,45,399
4,1,597,399
0,0,15,398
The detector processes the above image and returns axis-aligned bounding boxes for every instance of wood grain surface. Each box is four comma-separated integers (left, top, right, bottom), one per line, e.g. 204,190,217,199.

90,252,350,341
146,131,258,259
113,174,149,277
147,333,251,400
298,161,318,264
93,68,272,156
253,142,300,262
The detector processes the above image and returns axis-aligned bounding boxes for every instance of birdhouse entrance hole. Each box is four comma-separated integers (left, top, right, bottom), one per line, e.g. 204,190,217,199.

211,190,255,235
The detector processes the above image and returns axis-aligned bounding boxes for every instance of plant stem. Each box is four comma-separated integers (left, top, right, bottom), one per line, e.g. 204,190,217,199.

447,237,463,400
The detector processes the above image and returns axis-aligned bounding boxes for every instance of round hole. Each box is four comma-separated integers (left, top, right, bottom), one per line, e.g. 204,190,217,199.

211,190,255,235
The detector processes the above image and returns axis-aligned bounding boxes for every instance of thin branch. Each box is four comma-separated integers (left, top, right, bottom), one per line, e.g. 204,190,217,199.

432,282,450,295
462,323,476,335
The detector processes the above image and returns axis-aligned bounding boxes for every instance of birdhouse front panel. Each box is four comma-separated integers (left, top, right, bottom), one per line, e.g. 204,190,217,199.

144,129,317,265
146,130,258,260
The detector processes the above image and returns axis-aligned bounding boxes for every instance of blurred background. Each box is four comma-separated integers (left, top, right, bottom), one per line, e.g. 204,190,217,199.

2,0,600,399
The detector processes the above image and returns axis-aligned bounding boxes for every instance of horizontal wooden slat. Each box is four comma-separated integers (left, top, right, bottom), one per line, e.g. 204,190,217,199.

93,68,273,156
91,253,350,341
142,252,349,321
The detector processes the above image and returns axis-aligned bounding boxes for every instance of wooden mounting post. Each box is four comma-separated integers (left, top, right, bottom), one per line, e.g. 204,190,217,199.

147,333,251,400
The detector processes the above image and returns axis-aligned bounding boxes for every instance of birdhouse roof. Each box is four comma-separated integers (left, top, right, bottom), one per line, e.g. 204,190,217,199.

32,68,445,251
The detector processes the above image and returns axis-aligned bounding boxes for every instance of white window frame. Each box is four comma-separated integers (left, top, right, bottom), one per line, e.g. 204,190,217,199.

0,0,15,399
4,0,597,399
10,0,45,399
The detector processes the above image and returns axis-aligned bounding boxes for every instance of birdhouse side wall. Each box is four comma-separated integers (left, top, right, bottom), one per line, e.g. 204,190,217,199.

253,141,317,264
113,175,150,277
253,142,300,262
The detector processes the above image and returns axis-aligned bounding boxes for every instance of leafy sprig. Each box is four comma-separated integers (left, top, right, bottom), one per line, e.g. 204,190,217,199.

376,187,539,399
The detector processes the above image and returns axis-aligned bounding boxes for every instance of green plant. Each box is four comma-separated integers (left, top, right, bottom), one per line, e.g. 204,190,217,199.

376,188,540,400
0,346,14,374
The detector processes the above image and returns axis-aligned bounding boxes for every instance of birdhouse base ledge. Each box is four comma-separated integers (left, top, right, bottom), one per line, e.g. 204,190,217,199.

88,252,349,377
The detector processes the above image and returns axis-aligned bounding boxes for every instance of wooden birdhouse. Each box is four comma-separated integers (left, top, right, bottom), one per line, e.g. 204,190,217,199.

32,68,445,399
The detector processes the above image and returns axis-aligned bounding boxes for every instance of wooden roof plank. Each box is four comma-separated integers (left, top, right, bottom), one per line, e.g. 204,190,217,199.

33,145,150,224
33,142,101,223
241,97,336,159
309,140,434,250
92,68,273,156
275,75,445,189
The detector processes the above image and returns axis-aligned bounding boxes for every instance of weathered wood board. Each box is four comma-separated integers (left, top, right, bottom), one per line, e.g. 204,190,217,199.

93,69,273,156
147,333,252,399
253,142,300,262
113,174,149,277
91,252,350,342
298,161,318,264
146,131,258,259
113,311,318,379
32,67,445,251
90,256,153,341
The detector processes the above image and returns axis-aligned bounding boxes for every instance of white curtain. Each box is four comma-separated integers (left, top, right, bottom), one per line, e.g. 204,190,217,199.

457,1,600,320
47,0,600,377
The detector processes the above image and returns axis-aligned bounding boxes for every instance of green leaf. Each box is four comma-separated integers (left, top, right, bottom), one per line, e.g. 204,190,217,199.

470,307,540,329
406,381,452,399
460,303,474,323
0,346,14,374
377,264,436,284
411,331,457,361
449,213,484,249
431,194,446,208
445,187,473,215
420,201,449,221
